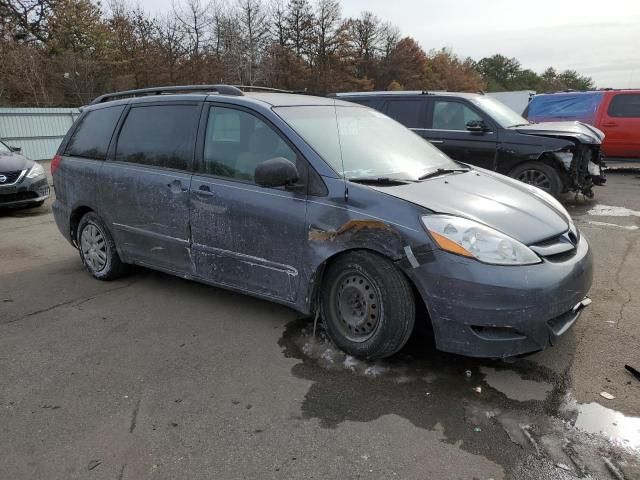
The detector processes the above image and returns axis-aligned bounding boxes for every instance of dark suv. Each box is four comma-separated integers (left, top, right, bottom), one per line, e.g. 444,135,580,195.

52,85,593,360
336,91,606,198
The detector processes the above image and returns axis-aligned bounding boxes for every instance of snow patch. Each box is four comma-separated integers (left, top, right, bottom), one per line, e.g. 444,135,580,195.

586,220,638,231
587,204,640,217
364,365,388,377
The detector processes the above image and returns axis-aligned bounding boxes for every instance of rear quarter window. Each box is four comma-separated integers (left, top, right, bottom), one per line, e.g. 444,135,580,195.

608,94,640,118
384,99,425,128
341,97,384,111
65,105,125,159
115,104,200,170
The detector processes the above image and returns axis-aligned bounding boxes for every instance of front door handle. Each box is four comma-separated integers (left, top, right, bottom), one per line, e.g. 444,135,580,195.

602,122,618,127
429,140,445,145
194,185,215,197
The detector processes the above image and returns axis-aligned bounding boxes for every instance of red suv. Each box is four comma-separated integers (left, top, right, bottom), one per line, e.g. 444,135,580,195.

524,90,640,160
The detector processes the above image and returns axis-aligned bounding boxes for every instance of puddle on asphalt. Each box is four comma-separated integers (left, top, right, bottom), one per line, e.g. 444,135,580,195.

480,366,553,402
280,318,640,479
564,397,640,450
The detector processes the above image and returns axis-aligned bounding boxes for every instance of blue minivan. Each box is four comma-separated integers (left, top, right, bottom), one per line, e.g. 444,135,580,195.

52,85,593,360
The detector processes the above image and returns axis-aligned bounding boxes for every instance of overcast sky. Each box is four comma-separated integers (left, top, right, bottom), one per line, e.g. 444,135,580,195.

137,0,640,88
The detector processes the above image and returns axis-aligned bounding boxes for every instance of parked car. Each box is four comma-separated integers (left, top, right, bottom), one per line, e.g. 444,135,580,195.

335,91,606,198
0,140,49,209
52,85,593,360
524,90,640,160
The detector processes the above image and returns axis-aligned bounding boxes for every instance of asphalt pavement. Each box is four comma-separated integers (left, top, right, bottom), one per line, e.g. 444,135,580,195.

1,167,639,480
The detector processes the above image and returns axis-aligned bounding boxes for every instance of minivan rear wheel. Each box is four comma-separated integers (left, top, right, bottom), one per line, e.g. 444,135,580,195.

321,251,415,360
77,212,128,280
510,162,562,197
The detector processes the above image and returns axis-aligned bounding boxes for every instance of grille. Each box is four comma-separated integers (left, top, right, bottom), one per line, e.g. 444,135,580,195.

0,170,24,185
530,232,578,262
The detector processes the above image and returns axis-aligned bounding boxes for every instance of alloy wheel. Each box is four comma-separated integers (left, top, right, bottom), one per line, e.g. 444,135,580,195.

517,169,552,192
80,223,107,273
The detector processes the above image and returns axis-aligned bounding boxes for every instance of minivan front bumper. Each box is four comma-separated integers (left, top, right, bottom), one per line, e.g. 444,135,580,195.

407,235,593,358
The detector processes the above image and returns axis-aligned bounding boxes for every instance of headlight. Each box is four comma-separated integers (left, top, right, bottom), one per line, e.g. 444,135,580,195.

26,162,45,179
421,215,541,265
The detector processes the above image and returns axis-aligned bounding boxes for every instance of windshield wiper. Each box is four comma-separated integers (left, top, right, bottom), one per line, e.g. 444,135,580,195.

418,168,470,181
509,123,530,127
348,177,412,185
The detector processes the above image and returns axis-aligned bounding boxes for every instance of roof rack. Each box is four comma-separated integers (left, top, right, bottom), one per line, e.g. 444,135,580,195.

90,84,244,105
235,85,293,93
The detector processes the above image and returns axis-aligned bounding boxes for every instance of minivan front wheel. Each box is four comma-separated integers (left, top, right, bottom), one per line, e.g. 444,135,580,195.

510,162,562,197
321,251,415,360
77,212,127,280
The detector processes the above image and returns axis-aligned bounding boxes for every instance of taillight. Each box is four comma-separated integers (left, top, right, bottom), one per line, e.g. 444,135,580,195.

51,154,62,175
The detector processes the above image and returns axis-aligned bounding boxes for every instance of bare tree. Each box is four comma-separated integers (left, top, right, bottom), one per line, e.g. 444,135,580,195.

348,11,382,79
268,0,287,47
3,0,54,43
285,0,314,59
237,0,269,84
156,13,186,84
174,0,212,81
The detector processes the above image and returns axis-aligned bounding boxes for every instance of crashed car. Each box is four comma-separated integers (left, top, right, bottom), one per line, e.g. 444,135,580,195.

335,91,606,198
0,140,49,209
52,85,593,360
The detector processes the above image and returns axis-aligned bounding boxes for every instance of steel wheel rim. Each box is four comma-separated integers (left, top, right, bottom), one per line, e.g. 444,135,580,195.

80,223,107,273
517,169,552,192
333,270,381,342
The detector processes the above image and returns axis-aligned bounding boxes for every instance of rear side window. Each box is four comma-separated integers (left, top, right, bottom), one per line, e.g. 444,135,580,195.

65,105,124,159
115,104,200,170
384,100,425,128
608,94,640,118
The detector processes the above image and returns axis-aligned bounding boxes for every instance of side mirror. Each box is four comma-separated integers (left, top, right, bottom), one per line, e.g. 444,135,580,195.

255,157,299,188
9,146,22,153
466,120,488,133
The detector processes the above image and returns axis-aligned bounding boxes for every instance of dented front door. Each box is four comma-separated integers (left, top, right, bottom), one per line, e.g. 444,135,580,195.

189,105,307,302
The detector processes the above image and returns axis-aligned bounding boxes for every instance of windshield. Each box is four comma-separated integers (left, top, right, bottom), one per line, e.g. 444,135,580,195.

275,105,457,181
0,141,10,154
471,96,529,128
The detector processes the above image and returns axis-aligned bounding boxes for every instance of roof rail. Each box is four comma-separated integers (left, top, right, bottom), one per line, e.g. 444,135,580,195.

234,85,294,93
90,84,244,105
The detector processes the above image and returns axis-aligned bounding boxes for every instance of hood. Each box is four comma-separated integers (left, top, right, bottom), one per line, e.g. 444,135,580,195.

511,120,604,144
0,151,33,172
371,169,570,245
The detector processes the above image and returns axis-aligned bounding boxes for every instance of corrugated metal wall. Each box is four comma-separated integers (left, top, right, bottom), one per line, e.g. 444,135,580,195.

0,108,80,161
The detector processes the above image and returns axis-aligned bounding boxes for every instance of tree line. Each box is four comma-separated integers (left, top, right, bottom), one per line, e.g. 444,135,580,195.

1,0,596,107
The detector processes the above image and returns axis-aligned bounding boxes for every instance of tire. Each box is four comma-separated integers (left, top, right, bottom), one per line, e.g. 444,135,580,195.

76,212,128,280
321,250,415,360
510,161,563,197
